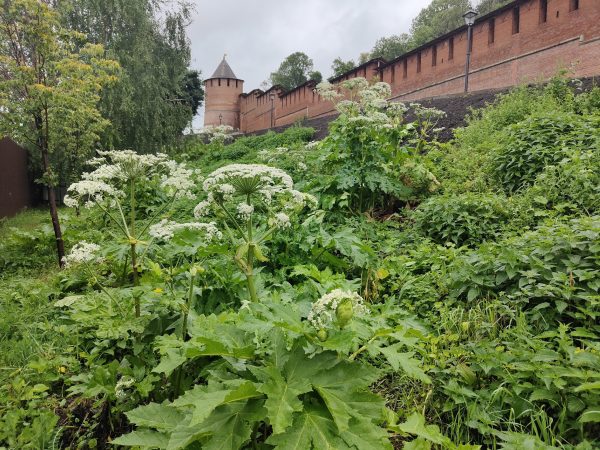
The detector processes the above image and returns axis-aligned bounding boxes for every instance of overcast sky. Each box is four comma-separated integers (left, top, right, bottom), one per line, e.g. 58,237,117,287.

187,0,438,126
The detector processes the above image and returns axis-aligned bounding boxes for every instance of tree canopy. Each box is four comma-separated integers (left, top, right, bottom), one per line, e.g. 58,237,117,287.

0,0,119,265
364,0,511,62
60,0,203,152
331,58,357,78
269,52,322,91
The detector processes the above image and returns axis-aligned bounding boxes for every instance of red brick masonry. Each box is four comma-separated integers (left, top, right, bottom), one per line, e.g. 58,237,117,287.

207,0,600,133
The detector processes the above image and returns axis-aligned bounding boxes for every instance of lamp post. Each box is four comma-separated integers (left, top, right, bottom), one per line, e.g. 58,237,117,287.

270,93,275,128
219,113,223,125
463,10,478,93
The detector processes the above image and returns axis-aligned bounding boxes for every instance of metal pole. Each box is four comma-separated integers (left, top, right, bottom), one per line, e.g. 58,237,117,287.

464,24,473,93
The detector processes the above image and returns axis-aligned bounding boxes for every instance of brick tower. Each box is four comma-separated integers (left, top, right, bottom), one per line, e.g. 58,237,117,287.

203,55,243,129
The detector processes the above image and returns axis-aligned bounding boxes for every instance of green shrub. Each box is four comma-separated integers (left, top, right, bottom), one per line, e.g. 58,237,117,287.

449,215,600,328
507,149,600,231
491,111,600,193
413,193,509,246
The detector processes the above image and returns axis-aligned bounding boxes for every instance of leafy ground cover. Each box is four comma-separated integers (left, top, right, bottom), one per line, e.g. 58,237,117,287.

1,76,599,449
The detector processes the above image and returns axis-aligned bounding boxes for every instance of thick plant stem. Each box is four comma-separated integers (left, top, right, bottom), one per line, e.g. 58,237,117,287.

131,242,140,317
245,195,258,302
174,267,196,397
129,178,140,317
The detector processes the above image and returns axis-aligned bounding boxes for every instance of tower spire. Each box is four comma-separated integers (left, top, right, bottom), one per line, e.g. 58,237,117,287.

210,54,238,79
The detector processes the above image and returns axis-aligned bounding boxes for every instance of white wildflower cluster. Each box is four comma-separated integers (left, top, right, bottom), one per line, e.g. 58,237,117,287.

237,203,254,220
313,78,404,131
63,180,123,208
387,102,408,115
64,150,196,208
199,125,235,144
62,241,102,268
305,141,320,150
257,147,288,163
339,77,370,91
115,376,135,401
409,103,447,121
161,161,196,199
194,164,316,228
307,289,368,329
269,212,291,229
148,219,222,242
315,80,343,101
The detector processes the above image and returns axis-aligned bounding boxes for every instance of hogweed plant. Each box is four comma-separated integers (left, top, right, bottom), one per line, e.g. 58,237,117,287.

314,78,441,213
64,150,196,317
194,163,316,302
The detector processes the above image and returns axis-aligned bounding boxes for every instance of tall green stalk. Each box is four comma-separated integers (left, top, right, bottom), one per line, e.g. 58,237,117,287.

174,266,196,396
245,194,258,303
129,178,140,317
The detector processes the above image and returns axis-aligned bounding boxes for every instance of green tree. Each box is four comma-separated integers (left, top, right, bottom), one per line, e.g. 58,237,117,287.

476,0,512,15
410,0,471,47
331,57,356,77
61,0,201,152
369,33,413,61
365,0,475,61
0,0,119,266
182,70,204,116
269,52,320,91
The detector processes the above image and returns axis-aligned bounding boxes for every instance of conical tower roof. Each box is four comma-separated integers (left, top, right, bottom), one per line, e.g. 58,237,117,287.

209,54,238,79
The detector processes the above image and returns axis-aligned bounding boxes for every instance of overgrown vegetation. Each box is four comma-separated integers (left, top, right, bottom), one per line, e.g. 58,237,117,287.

1,76,599,449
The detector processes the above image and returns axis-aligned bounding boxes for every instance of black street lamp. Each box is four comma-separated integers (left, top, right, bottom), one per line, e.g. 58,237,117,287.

463,10,478,93
270,93,275,128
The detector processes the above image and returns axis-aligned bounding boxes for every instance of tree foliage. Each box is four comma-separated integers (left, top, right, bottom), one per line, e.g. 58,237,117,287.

369,34,413,62
330,57,356,78
0,0,119,265
269,52,321,91
60,0,202,152
476,0,512,15
365,0,510,62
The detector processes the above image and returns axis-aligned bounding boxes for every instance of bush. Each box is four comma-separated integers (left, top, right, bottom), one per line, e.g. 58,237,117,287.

508,149,600,230
413,193,509,246
448,215,600,328
491,111,600,193
316,79,441,213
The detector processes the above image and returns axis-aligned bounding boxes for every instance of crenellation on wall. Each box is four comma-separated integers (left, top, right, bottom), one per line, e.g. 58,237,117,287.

204,0,600,133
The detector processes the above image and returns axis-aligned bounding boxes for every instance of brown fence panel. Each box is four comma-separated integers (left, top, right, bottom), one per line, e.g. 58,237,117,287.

0,137,32,218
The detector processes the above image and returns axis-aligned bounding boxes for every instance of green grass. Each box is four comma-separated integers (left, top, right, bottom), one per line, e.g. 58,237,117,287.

0,207,51,235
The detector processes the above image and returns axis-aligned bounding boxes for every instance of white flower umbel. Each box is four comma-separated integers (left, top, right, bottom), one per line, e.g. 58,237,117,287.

270,212,291,229
149,219,222,241
160,162,195,199
65,150,197,209
62,241,102,268
193,163,315,303
237,202,254,221
307,289,367,330
63,150,199,318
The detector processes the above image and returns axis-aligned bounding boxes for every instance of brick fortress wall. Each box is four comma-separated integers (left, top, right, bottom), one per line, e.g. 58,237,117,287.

226,0,600,133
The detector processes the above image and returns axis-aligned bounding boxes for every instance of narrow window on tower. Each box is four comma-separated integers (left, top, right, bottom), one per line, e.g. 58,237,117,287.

403,59,408,78
512,7,520,34
489,18,495,44
227,79,230,86
570,0,579,11
218,79,221,86
432,45,437,67
448,37,454,60
540,0,548,23
391,65,395,84
417,52,422,73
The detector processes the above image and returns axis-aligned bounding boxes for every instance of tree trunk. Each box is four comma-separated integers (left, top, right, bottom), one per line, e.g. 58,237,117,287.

36,114,65,267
